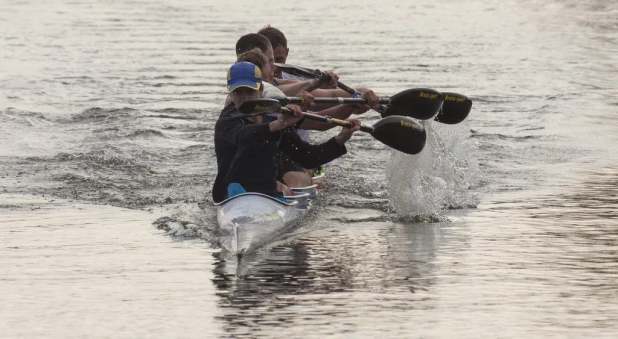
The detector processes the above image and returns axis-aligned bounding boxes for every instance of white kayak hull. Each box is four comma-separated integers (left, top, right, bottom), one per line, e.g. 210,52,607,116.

215,186,317,256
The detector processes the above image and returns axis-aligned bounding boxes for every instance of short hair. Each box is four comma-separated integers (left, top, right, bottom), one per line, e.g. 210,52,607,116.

235,33,272,56
258,25,287,49
236,48,266,69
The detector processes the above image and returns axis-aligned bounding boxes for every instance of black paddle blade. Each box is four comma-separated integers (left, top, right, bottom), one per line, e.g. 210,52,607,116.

371,115,426,155
434,92,472,124
384,88,444,120
274,63,320,78
237,99,282,115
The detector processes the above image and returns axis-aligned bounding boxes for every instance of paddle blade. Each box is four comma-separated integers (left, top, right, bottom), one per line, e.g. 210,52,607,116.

385,88,444,120
371,116,426,154
274,63,320,78
434,92,472,124
237,99,282,115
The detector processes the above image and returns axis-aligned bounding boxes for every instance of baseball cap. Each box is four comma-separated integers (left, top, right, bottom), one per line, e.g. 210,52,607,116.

227,62,262,93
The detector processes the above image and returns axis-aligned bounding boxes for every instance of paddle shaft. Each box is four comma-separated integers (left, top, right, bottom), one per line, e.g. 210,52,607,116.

318,74,384,110
283,97,390,106
280,107,373,134
331,80,359,96
281,64,361,96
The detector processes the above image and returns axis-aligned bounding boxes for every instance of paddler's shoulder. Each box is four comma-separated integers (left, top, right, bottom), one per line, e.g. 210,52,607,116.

219,102,237,118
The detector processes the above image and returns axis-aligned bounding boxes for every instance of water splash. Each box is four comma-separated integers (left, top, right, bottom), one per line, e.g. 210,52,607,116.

387,120,479,218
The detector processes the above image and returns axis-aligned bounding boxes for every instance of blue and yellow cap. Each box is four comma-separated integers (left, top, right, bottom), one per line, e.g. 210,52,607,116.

227,62,262,93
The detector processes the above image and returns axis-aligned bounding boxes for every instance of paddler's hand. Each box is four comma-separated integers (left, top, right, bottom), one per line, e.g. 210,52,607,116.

350,90,380,115
296,90,316,110
351,87,371,96
334,118,361,145
269,104,304,132
316,70,339,89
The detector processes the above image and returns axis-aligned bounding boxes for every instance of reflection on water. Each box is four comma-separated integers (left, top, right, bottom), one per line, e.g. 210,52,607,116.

211,221,446,337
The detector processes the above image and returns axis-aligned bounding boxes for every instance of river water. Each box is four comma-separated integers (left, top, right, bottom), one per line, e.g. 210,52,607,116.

2,0,617,338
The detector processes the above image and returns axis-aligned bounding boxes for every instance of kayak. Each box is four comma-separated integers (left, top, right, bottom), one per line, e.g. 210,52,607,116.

215,184,318,257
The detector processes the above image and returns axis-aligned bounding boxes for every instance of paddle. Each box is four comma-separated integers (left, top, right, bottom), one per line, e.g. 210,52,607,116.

278,88,444,120
435,92,472,124
275,63,472,124
238,99,427,155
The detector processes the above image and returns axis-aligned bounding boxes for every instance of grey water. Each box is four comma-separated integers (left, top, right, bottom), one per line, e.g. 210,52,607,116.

2,0,617,338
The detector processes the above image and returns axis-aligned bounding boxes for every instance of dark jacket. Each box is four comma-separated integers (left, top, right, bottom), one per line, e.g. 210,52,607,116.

212,104,346,203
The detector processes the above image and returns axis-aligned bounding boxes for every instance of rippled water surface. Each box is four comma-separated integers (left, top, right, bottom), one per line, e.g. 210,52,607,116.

2,0,618,337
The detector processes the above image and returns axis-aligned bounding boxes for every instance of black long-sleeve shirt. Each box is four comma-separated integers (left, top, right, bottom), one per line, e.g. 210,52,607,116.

212,104,346,203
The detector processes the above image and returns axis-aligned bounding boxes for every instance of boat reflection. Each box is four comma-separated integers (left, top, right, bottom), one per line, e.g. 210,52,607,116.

210,219,452,332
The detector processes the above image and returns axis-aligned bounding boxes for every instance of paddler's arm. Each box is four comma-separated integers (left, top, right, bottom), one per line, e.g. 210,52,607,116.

276,70,339,96
279,131,346,170
216,103,304,146
216,116,280,148
279,119,361,169
277,80,370,99
297,90,381,131
310,87,371,98
275,105,346,169
268,104,304,132
297,105,358,131
276,78,319,96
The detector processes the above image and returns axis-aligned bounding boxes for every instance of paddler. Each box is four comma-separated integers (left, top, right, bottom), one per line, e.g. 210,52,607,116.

234,48,314,192
212,62,361,203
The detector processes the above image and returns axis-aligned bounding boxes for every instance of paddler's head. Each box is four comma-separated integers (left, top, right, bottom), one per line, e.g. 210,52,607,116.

237,48,272,84
227,61,264,109
258,25,288,78
235,33,275,82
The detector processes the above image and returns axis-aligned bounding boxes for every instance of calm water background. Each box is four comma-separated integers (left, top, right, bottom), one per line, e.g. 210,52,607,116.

2,0,617,338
